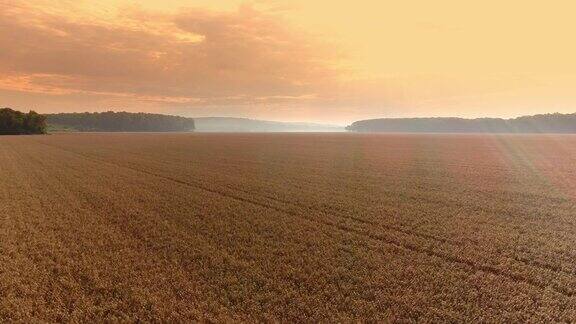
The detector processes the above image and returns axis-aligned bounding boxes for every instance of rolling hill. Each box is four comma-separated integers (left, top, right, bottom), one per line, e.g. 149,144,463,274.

193,117,344,132
346,113,576,133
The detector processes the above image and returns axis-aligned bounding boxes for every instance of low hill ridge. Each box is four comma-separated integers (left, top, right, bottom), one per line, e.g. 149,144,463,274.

194,117,344,132
346,113,576,133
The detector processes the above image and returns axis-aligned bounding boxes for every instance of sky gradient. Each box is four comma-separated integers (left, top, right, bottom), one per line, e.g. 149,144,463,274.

1,0,576,124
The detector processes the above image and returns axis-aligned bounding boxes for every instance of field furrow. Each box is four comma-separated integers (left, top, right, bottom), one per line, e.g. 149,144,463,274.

2,133,576,321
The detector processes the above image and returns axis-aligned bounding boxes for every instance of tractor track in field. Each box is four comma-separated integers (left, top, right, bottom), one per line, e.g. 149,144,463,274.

34,140,576,299
38,139,576,242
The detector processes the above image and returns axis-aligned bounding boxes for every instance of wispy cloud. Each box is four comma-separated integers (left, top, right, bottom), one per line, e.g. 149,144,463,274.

2,0,576,123
0,1,337,108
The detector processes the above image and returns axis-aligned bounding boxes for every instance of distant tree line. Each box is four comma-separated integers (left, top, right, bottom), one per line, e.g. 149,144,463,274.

46,111,195,132
346,113,576,133
0,108,47,135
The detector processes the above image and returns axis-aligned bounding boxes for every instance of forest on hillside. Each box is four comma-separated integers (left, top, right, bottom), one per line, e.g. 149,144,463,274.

346,113,576,133
0,108,47,135
47,111,195,132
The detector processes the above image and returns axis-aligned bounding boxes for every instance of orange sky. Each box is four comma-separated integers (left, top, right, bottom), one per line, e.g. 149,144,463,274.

1,0,576,124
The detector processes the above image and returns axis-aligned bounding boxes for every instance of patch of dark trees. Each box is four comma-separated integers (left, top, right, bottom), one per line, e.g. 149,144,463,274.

346,113,576,133
46,111,195,132
0,108,47,135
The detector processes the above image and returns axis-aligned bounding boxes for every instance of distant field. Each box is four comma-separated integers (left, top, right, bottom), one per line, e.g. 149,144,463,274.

1,133,576,321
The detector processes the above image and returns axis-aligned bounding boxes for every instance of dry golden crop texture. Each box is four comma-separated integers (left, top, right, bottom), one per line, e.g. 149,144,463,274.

1,133,576,321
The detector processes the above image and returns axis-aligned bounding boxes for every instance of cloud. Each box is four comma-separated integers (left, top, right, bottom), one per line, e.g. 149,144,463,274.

3,0,576,124
0,1,337,108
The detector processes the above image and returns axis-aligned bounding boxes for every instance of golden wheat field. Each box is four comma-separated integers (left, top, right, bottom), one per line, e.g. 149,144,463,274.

1,133,576,321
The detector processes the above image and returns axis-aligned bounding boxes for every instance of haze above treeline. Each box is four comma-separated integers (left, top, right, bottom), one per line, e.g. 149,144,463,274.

4,109,576,134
